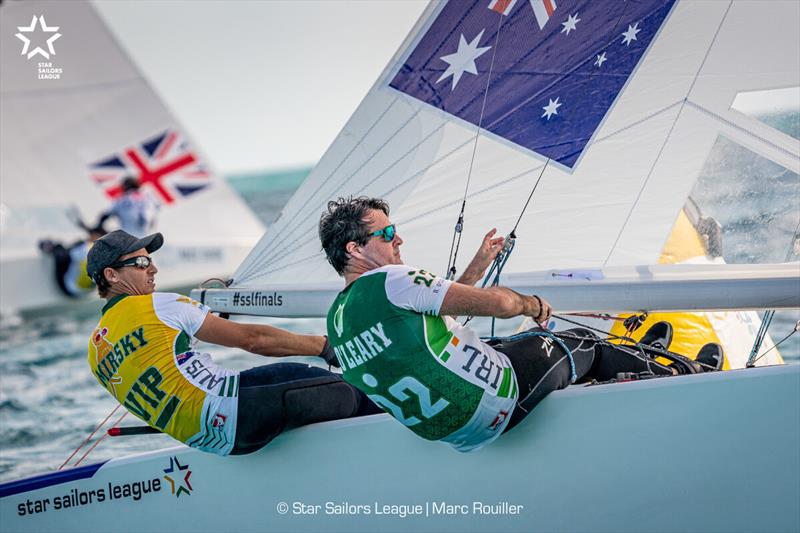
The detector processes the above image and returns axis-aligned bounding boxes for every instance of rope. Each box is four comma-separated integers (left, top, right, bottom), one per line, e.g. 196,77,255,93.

568,312,628,322
73,412,128,467
446,13,505,280
489,330,578,383
553,314,723,373
59,404,121,470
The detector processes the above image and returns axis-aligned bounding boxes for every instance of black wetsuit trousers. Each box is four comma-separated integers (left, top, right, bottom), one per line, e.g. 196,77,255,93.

496,327,674,432
230,363,381,455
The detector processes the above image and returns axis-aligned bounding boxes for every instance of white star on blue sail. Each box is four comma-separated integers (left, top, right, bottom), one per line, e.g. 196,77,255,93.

621,23,641,46
437,30,491,90
541,97,562,120
561,13,580,35
595,52,607,67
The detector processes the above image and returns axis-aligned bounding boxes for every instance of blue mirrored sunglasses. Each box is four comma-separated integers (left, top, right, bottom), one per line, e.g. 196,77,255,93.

111,255,153,270
370,224,396,242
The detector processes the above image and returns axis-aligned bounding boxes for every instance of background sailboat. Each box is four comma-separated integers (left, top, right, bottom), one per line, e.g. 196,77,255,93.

0,0,264,318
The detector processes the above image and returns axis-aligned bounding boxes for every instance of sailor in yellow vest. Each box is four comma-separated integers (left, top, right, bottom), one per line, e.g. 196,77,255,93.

39,223,106,297
86,230,380,455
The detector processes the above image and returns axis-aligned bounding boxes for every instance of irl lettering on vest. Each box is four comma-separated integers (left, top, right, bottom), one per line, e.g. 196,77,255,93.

332,322,393,371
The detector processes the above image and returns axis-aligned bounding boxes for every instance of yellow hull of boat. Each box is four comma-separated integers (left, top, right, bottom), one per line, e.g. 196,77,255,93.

609,209,783,368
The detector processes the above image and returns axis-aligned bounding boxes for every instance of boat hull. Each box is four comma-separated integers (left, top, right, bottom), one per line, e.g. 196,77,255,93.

2,365,798,532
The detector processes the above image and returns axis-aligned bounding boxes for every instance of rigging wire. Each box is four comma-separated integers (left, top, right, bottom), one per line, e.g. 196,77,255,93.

747,223,800,367
446,13,505,280
511,159,550,234
750,323,800,366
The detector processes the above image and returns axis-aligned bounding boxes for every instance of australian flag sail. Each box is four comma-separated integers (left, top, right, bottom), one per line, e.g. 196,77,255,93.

390,0,676,169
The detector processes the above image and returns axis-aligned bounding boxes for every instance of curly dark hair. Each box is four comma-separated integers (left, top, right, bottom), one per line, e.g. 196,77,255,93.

319,196,390,275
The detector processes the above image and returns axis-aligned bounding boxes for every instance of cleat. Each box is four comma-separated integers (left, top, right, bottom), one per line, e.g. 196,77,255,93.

695,343,724,372
639,321,673,352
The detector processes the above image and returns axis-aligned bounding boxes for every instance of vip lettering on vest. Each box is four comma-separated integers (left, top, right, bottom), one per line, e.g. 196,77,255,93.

331,322,392,370
123,366,181,430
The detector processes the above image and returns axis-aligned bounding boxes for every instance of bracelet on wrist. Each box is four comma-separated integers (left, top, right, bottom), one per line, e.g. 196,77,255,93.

531,295,541,320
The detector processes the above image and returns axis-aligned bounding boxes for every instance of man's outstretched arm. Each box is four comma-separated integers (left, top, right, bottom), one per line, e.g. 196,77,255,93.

440,283,552,323
195,313,328,358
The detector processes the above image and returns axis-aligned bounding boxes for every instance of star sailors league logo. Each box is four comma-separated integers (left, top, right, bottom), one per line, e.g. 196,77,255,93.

89,129,212,206
14,15,64,80
15,15,60,59
163,456,193,498
389,0,676,169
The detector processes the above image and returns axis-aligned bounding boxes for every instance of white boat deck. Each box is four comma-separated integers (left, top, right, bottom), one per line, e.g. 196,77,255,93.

2,364,798,532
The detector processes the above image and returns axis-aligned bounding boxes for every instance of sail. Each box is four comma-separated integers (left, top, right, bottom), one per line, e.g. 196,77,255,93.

232,0,799,289
0,0,264,313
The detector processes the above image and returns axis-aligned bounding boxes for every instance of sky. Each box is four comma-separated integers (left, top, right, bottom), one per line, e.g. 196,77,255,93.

93,0,428,174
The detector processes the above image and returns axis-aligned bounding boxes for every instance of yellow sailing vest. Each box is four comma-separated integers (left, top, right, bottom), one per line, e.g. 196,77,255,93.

87,293,239,455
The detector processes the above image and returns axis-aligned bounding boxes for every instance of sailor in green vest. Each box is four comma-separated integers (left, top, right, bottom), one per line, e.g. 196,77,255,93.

319,197,724,452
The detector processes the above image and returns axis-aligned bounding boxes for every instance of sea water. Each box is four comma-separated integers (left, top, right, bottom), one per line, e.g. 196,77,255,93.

1,157,799,484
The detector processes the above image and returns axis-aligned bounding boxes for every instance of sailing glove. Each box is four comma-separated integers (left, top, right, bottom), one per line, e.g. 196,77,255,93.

320,336,340,368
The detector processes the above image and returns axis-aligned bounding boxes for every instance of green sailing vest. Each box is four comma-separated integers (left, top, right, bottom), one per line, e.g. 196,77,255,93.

326,266,517,443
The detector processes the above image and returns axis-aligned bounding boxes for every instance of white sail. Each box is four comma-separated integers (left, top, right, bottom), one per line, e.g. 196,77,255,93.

232,0,799,289
0,0,264,315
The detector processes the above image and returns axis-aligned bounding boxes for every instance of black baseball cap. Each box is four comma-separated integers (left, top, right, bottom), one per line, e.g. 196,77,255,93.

87,230,163,282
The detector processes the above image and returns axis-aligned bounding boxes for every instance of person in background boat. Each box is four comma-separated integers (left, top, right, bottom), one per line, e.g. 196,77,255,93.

94,177,158,237
85,230,381,456
318,196,725,452
38,220,107,298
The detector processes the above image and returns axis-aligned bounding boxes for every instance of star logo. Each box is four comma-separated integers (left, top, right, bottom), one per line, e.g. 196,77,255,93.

541,97,562,120
15,15,61,60
621,22,641,46
594,52,608,68
163,456,193,498
560,13,580,36
437,30,492,90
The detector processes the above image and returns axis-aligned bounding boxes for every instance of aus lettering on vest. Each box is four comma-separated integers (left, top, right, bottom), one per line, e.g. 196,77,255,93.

184,358,228,393
331,322,392,371
93,327,149,388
